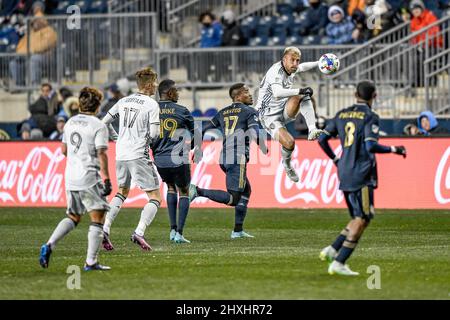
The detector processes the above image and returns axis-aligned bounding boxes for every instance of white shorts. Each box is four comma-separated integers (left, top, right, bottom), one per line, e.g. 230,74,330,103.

66,182,110,215
116,158,160,191
259,103,294,139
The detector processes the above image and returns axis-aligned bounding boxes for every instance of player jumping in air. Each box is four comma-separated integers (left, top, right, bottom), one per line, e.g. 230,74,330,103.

318,80,407,276
101,68,161,251
189,83,268,239
256,46,323,183
151,79,201,243
39,87,112,271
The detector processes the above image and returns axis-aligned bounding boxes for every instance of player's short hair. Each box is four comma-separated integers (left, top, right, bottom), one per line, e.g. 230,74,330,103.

283,47,301,58
199,11,215,22
41,83,52,91
135,67,158,90
79,87,103,113
356,80,376,101
229,83,246,99
158,79,176,96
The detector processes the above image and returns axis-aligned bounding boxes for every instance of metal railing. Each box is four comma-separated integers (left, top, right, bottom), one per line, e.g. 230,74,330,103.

0,12,157,93
167,0,276,47
326,14,450,116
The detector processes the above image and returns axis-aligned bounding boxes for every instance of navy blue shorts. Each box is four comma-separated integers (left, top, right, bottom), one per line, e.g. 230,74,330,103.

220,160,248,193
156,164,191,189
343,186,375,222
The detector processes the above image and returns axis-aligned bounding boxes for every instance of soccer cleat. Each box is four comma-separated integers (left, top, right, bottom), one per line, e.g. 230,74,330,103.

319,245,337,263
307,128,324,141
231,230,255,239
83,263,111,271
170,229,177,241
328,260,359,276
39,244,52,268
102,231,114,251
130,232,152,251
174,232,191,244
282,160,299,183
188,184,198,202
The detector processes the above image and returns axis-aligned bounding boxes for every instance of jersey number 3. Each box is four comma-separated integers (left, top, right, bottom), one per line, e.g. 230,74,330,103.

344,122,356,147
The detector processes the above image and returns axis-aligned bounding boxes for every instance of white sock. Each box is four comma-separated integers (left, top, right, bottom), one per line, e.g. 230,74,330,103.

47,217,76,250
103,194,125,235
134,200,159,237
300,98,317,131
86,223,103,266
281,146,294,167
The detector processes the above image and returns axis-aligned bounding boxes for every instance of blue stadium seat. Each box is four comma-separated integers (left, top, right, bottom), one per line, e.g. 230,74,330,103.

53,1,72,14
272,25,287,39
288,23,302,36
301,35,320,45
88,0,108,14
275,14,294,29
241,16,260,30
268,35,286,46
285,35,302,46
204,108,218,117
276,3,293,16
191,109,203,117
240,24,254,40
249,36,268,46
256,16,274,38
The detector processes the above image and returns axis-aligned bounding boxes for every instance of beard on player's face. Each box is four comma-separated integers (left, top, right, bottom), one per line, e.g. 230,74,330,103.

283,54,300,73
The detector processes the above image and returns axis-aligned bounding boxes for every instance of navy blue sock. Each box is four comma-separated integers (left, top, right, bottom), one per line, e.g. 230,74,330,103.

335,239,358,264
331,228,349,251
197,188,231,205
167,191,178,231
234,196,249,232
177,196,190,235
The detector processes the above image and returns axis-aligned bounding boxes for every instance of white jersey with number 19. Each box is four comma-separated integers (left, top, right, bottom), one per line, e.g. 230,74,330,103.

105,93,160,161
62,114,109,191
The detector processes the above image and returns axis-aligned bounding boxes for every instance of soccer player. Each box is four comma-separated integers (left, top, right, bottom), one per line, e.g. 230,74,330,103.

101,68,161,251
189,83,268,239
152,79,200,243
318,80,407,276
256,46,323,182
39,87,112,271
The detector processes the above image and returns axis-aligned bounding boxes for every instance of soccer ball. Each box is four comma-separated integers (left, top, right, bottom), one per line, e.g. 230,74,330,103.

318,53,340,75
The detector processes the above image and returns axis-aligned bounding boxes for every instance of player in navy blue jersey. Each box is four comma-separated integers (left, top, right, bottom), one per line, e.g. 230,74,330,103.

152,79,200,243
318,80,407,276
189,83,268,239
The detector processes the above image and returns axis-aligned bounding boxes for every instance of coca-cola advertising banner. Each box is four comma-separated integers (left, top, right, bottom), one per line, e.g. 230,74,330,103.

0,139,449,209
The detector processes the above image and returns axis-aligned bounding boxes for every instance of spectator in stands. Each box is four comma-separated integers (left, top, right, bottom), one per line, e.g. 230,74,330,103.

199,11,222,48
63,96,79,118
348,0,365,16
403,0,443,86
403,123,422,136
326,5,355,44
298,0,329,37
49,115,66,140
221,10,245,46
98,84,124,117
420,0,450,18
417,111,448,135
9,1,57,87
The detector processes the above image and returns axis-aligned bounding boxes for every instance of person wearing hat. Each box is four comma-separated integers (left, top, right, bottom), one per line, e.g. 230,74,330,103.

49,115,66,140
326,5,355,44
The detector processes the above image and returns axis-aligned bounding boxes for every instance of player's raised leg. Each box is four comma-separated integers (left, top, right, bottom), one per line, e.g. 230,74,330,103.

276,126,299,183
103,188,129,251
284,95,322,141
39,213,80,268
166,184,178,241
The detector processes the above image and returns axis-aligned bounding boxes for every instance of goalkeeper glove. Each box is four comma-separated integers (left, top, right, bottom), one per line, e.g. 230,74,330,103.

299,87,313,97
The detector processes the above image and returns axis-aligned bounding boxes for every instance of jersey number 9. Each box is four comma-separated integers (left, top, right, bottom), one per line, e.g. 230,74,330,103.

70,132,82,153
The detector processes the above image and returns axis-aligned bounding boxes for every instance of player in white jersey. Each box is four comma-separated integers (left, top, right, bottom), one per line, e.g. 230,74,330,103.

256,47,323,182
101,67,161,251
39,87,112,271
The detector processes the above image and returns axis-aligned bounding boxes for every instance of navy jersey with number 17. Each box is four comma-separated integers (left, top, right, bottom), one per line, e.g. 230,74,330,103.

323,103,380,192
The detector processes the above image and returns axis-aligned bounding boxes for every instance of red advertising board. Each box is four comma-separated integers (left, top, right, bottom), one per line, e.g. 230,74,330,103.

0,139,449,209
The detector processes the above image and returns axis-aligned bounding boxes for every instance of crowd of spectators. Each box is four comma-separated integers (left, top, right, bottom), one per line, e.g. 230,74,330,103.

199,0,450,47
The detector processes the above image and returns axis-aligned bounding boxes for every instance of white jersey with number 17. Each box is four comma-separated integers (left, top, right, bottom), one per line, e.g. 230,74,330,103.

106,93,160,161
62,114,109,191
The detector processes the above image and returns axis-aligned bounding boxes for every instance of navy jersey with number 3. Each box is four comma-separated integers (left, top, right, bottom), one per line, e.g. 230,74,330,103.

324,103,379,191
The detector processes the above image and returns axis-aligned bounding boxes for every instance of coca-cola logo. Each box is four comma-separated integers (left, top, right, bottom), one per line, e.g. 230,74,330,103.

274,147,344,205
434,147,450,204
0,147,65,204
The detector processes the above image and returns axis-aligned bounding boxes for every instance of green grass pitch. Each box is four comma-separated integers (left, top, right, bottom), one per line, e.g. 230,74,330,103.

0,207,449,299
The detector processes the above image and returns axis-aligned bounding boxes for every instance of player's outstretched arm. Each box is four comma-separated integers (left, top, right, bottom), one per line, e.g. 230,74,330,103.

365,140,407,158
297,61,319,73
318,133,339,164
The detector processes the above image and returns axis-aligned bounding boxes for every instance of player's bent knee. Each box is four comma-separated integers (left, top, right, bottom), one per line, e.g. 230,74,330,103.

177,185,189,196
118,188,130,198
228,191,242,206
68,213,81,225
